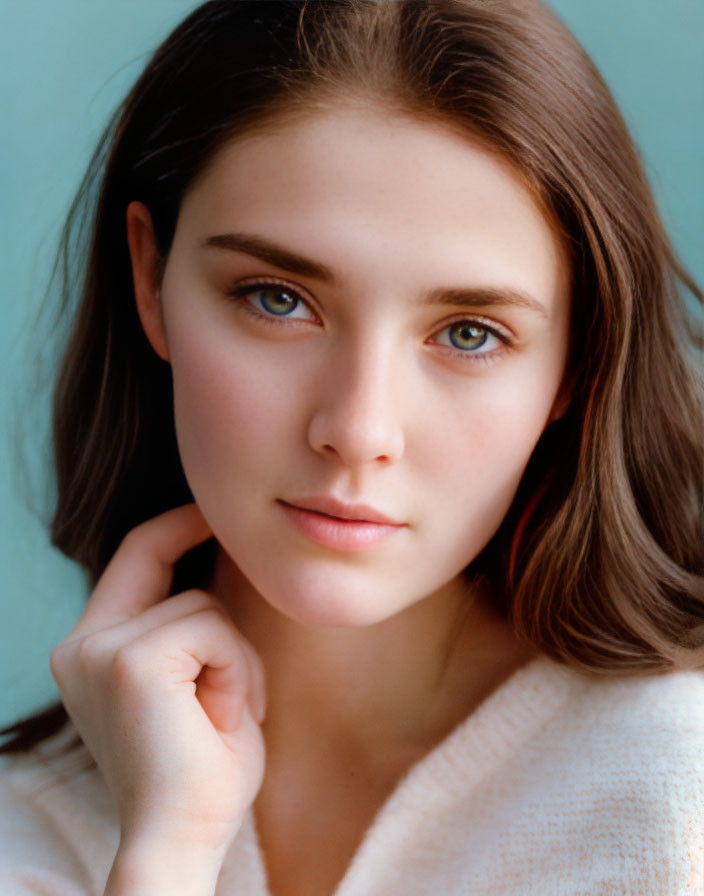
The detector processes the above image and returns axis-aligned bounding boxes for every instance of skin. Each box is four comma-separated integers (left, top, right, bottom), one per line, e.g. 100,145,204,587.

55,102,572,895
131,100,569,717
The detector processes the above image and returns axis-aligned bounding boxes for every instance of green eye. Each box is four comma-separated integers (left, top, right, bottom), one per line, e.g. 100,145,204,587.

231,280,317,322
431,317,509,361
252,287,300,316
449,322,489,351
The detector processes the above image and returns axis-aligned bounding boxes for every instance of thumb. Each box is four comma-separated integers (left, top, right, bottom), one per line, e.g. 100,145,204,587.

195,664,249,733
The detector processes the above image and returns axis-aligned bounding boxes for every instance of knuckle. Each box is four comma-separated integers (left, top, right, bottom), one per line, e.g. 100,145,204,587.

49,641,70,684
118,525,144,555
111,642,148,684
74,633,109,670
176,588,216,614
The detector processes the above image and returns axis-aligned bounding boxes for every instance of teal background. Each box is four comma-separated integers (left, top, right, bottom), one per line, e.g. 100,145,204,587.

1,2,702,733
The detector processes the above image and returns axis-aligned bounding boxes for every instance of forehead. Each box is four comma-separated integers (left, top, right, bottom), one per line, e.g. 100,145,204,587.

177,105,569,309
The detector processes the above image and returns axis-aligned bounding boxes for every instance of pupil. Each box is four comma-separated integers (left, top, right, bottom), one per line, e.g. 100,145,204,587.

262,289,296,315
450,322,487,350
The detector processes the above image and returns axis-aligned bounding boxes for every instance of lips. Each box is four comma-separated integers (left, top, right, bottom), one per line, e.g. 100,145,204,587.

278,498,405,553
278,495,403,526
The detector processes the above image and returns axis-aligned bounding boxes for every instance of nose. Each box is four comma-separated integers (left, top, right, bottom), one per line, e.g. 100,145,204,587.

307,336,406,468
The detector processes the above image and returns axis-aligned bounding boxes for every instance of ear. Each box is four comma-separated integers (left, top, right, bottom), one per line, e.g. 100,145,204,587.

126,200,170,362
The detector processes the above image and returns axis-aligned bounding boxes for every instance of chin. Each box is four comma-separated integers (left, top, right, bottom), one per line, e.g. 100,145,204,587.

251,568,404,628
211,532,423,629
269,587,395,629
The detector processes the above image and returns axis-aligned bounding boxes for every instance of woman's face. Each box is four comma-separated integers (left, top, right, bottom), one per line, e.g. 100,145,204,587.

131,105,571,627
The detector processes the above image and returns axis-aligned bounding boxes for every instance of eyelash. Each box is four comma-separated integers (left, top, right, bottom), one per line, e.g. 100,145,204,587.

227,278,514,364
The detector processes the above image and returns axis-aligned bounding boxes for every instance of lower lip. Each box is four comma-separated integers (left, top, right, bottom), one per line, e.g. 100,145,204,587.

278,502,405,553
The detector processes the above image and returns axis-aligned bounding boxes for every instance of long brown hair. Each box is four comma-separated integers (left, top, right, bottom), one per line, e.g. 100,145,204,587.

3,0,703,757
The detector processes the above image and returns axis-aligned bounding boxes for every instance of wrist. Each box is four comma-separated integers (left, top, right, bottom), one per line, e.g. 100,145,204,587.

105,835,229,896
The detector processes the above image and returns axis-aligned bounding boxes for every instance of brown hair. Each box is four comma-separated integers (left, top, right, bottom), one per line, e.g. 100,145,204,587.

2,0,703,757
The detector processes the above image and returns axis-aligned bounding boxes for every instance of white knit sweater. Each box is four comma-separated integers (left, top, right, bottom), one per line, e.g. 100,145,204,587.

1,654,703,895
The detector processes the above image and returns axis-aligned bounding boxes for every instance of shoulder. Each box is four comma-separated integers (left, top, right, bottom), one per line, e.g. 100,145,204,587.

520,664,704,894
399,660,704,894
512,655,704,759
533,663,704,797
564,664,704,756
0,728,118,894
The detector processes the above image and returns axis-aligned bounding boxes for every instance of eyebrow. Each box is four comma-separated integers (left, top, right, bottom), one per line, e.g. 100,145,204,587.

202,232,548,317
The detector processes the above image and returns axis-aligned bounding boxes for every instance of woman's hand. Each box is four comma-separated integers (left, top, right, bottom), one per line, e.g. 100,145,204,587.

49,503,267,870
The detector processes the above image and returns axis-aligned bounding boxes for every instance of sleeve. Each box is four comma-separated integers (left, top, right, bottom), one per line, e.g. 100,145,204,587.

0,752,119,896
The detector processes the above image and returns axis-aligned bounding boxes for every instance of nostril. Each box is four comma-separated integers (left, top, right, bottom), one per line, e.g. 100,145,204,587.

307,399,405,467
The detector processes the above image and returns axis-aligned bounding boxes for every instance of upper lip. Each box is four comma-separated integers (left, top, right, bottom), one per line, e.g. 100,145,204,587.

280,495,404,526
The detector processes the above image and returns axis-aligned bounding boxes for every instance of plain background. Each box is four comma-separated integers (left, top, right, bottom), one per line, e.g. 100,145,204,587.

1,1,702,735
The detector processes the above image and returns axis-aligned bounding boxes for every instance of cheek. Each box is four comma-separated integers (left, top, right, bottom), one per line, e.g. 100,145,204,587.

165,319,291,502
424,362,561,550
429,369,555,482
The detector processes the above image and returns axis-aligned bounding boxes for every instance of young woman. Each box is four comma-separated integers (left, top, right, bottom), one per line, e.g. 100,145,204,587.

1,1,703,894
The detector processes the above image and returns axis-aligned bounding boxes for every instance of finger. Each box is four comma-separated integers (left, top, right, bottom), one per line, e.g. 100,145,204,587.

199,635,267,726
235,637,267,724
66,588,266,715
112,608,253,733
62,589,217,648
196,665,248,733
75,504,213,632
60,588,266,723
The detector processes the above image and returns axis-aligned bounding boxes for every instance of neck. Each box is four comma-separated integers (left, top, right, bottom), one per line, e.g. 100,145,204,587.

209,548,536,757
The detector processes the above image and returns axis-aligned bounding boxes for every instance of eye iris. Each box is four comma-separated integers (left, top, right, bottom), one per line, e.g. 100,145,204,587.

259,288,298,315
449,322,488,351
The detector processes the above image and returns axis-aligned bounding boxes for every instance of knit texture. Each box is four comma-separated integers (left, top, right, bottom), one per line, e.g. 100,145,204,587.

1,654,703,895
